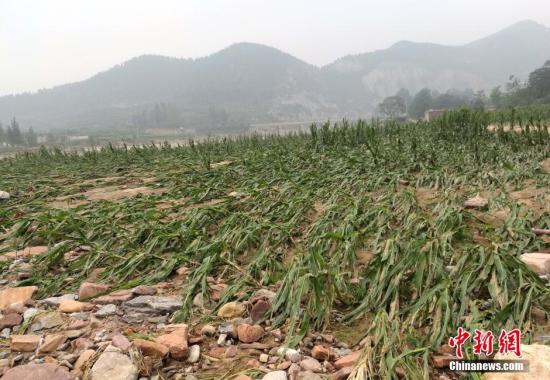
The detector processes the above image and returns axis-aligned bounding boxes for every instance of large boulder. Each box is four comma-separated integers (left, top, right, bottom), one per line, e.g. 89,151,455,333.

484,344,550,379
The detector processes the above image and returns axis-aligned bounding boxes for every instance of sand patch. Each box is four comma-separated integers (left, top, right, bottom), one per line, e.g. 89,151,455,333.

210,160,232,169
48,185,164,208
415,187,439,207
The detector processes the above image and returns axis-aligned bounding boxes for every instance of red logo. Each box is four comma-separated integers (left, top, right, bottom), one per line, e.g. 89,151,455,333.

449,327,471,359
449,328,522,359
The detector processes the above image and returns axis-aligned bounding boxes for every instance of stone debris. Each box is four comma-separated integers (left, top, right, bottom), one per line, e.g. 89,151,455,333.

0,286,38,310
79,282,111,300
1,363,74,380
217,301,246,318
262,370,288,380
155,325,189,360
10,334,41,352
521,252,550,275
90,349,138,380
133,338,169,358
123,295,182,313
187,344,200,363
483,344,550,379
237,323,264,343
59,300,93,313
0,190,10,200
0,269,475,380
95,304,118,317
464,195,488,209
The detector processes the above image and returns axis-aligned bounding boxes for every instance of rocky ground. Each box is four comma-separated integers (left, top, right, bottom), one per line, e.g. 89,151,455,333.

0,197,549,380
0,249,370,380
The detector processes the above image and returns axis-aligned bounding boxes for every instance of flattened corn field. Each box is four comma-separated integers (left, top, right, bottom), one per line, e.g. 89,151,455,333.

1,109,549,378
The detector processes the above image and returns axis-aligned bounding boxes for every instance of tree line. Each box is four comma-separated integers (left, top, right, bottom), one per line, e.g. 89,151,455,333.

0,118,38,147
378,60,550,119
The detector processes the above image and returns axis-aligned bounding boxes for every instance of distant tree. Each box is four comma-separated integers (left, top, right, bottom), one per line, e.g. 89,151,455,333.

490,86,504,107
470,90,486,110
378,96,406,118
8,118,23,145
0,122,4,144
25,126,38,146
506,75,522,92
525,60,550,101
395,88,412,108
408,88,433,118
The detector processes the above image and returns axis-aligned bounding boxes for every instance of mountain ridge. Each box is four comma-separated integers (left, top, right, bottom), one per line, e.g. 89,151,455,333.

1,20,549,131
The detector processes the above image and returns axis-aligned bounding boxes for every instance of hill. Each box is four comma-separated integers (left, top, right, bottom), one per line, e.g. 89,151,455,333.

1,20,549,131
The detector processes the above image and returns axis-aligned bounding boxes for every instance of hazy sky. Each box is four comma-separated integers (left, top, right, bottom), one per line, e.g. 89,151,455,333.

1,0,549,96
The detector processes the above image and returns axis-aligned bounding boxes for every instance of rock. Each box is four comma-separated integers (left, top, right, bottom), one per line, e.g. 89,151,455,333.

297,372,322,380
260,353,269,363
464,195,488,209
334,351,361,369
31,311,64,331
155,325,188,360
200,324,216,336
288,363,301,378
311,345,330,361
261,371,287,380
0,286,38,311
187,344,200,363
38,334,68,353
94,290,133,304
225,345,238,358
91,350,138,380
72,337,93,351
217,333,227,345
131,285,157,296
218,321,237,337
72,349,95,375
432,355,455,368
96,304,117,317
521,253,550,275
1,363,74,380
79,282,111,300
0,313,23,329
123,295,182,313
0,191,9,200
217,302,246,318
2,246,49,261
300,357,323,372
23,307,39,321
133,339,169,358
59,300,93,313
1,328,11,339
483,344,550,379
277,347,301,363
250,300,270,323
252,289,277,302
111,334,131,351
237,323,264,343
233,376,253,380
332,367,352,380
10,334,40,351
40,294,78,306
65,330,84,339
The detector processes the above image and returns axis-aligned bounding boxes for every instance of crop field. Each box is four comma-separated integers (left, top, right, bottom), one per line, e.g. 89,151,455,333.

0,108,549,379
